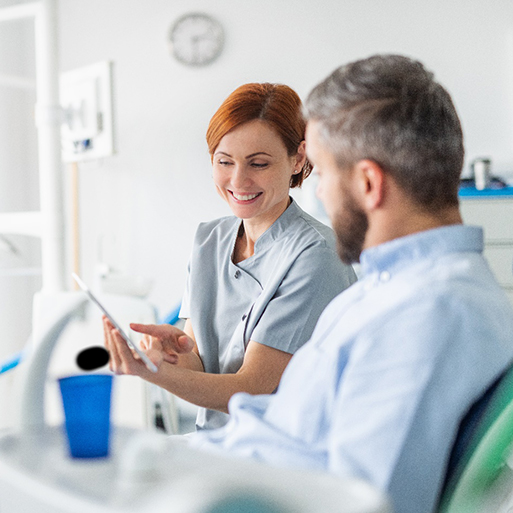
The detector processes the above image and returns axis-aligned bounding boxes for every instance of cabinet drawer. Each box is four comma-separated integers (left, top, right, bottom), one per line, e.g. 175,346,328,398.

461,199,513,242
483,246,513,287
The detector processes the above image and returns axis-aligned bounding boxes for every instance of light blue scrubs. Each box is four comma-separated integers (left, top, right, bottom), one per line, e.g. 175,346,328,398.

180,199,357,430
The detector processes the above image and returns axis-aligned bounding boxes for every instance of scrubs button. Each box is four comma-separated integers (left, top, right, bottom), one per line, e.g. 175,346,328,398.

234,270,241,279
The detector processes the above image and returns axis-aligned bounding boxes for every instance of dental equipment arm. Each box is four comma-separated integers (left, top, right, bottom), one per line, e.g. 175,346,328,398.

18,295,88,434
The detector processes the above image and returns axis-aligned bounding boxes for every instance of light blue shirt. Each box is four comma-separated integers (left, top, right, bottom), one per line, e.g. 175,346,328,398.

191,225,513,513
180,199,357,430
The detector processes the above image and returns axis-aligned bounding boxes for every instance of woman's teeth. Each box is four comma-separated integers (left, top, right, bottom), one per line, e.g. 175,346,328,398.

232,192,260,201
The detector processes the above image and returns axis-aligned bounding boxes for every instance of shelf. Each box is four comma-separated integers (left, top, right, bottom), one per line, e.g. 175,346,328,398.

0,267,41,278
0,211,42,237
0,2,39,23
0,75,36,91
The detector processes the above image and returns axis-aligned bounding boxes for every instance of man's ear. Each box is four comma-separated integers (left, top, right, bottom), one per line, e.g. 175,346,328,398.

354,159,385,211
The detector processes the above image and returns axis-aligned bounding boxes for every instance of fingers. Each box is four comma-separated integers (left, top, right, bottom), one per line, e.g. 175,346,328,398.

104,316,120,374
140,333,178,365
177,334,195,353
104,319,187,374
130,323,170,337
103,316,149,376
129,323,194,354
112,328,143,375
145,348,166,368
162,352,179,365
108,329,123,375
139,334,151,351
103,316,115,362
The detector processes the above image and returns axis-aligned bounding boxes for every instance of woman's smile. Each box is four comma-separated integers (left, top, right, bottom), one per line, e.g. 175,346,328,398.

229,191,263,203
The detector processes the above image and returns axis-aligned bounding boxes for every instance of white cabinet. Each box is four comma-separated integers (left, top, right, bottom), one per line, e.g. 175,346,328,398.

460,194,513,305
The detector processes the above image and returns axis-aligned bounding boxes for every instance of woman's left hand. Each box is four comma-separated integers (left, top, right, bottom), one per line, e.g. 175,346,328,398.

103,316,163,376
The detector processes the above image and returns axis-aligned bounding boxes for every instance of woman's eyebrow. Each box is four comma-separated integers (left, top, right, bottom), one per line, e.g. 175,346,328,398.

214,151,273,159
245,152,272,159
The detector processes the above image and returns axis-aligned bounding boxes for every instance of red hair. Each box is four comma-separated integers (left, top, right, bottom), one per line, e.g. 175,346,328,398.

206,83,312,188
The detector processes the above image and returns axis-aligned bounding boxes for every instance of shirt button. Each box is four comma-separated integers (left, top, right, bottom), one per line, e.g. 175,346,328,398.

380,271,391,282
234,270,241,279
242,314,247,321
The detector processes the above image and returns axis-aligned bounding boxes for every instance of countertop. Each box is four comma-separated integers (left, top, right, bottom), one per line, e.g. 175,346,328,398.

459,185,513,198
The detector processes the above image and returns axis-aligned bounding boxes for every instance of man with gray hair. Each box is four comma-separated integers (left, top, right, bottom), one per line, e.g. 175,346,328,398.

190,54,513,513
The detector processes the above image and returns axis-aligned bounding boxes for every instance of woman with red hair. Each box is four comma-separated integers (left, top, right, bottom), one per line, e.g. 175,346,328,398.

105,83,356,431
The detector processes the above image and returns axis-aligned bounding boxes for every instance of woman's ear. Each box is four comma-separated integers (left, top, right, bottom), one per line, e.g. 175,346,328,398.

294,140,307,171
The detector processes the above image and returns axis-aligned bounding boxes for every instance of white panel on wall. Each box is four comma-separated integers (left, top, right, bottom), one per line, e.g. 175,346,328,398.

0,3,40,430
0,8,39,360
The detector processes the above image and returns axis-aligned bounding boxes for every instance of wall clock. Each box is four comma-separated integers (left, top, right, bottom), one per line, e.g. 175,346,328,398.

169,13,225,67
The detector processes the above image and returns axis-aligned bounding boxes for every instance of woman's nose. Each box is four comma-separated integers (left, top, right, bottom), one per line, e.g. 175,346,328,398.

231,165,251,189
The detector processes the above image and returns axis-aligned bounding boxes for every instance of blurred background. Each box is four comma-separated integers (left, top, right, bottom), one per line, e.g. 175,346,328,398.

1,0,513,426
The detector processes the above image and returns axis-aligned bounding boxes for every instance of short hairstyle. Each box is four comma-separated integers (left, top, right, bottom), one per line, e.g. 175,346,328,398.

207,83,312,188
304,54,464,209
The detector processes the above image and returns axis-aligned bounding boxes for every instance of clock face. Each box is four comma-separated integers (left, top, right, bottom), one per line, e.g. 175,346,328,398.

169,13,224,67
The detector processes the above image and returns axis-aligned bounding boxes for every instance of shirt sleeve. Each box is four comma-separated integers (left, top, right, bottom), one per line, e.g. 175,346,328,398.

250,245,355,354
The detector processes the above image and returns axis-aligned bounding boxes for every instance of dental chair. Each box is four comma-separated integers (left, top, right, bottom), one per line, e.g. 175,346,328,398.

438,359,513,513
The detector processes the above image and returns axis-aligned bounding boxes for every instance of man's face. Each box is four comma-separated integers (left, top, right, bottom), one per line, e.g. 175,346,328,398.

305,121,368,264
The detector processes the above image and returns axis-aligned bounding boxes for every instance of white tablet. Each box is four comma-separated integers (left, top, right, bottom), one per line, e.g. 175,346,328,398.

72,273,158,373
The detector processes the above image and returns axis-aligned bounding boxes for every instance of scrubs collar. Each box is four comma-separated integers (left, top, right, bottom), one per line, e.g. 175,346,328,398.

252,197,300,253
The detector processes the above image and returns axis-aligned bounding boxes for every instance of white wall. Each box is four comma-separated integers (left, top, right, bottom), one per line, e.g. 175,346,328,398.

53,0,513,318
1,0,512,324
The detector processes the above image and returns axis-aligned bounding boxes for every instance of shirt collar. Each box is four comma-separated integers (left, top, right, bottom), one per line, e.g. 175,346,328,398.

359,225,484,277
253,198,301,251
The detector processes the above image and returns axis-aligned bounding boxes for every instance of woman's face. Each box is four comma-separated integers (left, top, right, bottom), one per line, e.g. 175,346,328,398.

212,119,303,227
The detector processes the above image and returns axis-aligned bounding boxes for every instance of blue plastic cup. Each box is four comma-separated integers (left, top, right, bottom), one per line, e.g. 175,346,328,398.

58,374,113,458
